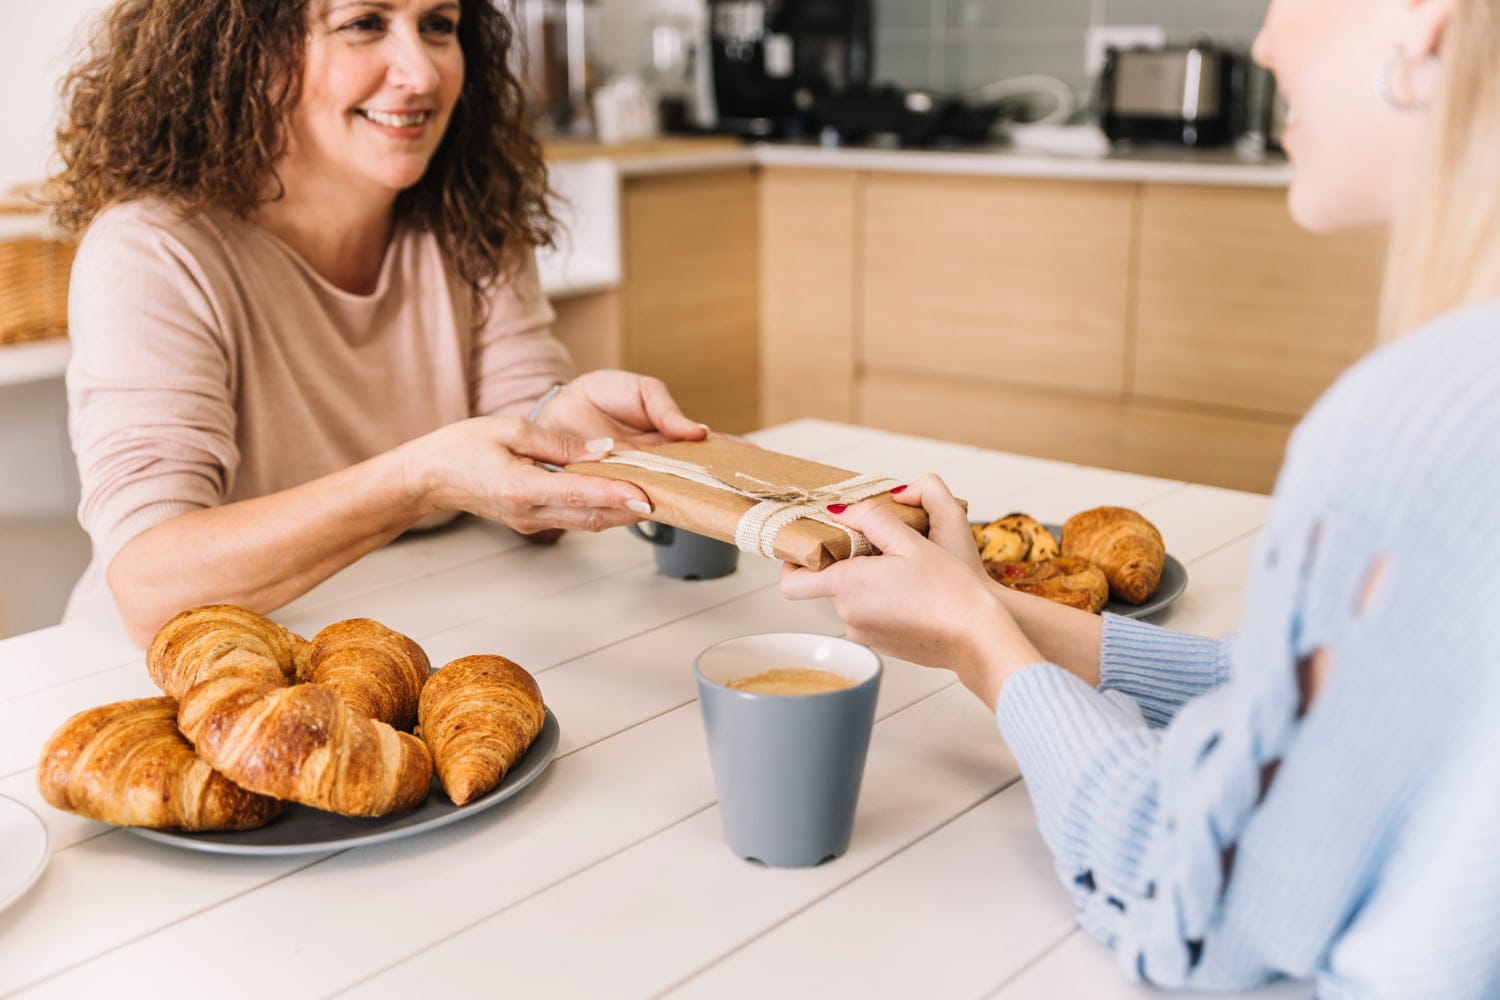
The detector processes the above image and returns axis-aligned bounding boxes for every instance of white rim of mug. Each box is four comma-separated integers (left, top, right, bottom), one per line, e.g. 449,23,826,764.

693,631,883,699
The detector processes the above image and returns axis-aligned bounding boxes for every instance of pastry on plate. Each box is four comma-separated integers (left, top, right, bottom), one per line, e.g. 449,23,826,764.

1061,507,1166,605
985,556,1110,613
36,696,284,831
972,512,1059,564
418,654,547,806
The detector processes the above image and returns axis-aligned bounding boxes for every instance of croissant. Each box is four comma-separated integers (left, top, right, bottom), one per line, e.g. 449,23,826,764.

1061,507,1166,605
36,697,284,831
146,602,306,692
148,605,434,817
418,655,546,806
986,556,1109,613
303,618,430,730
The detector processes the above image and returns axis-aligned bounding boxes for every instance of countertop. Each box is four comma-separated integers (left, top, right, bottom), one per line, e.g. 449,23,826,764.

574,129,1294,188
0,419,1308,999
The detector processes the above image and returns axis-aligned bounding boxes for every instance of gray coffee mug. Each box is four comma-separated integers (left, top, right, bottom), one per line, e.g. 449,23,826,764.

695,633,882,868
629,522,739,580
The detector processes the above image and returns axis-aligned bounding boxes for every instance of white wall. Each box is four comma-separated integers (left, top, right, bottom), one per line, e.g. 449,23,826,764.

2,1,110,192
596,0,704,78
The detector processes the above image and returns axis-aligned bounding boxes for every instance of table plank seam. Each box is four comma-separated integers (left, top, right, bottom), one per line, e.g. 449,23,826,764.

4,852,333,996
979,924,1081,999
1132,482,1193,511
1183,525,1264,568
653,773,1026,1000
328,801,722,998
418,577,790,680
0,653,143,708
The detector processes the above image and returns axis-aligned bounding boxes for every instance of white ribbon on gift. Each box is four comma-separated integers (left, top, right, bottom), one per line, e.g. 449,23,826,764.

598,451,898,559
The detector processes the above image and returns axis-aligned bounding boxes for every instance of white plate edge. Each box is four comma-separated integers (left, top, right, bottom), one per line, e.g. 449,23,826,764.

0,793,50,912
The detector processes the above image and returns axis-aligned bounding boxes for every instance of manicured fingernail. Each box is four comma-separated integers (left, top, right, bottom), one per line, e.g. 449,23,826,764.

585,438,614,454
697,422,711,431
891,484,908,494
826,503,848,514
626,500,652,515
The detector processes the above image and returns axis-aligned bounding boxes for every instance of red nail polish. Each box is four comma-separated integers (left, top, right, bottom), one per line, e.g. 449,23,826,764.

891,484,908,494
826,503,848,514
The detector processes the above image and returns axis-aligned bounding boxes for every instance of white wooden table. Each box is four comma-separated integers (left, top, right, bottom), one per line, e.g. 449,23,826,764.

0,420,1309,999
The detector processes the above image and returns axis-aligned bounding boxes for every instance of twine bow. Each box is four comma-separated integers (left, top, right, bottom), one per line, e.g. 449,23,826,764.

599,451,897,560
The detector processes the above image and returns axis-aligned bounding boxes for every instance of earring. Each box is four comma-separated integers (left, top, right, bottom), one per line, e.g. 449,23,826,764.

1376,45,1431,112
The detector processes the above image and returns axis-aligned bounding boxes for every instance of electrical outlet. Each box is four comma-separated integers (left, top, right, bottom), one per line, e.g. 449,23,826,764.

1085,25,1167,78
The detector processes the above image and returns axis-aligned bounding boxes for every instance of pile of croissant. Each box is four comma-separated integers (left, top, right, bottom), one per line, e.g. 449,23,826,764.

971,506,1166,613
35,605,546,832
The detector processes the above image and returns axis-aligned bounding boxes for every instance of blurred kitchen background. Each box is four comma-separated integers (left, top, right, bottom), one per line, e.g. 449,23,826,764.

1,0,1387,637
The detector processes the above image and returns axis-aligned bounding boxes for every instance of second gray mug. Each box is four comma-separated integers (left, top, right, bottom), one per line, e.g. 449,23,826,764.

629,522,739,580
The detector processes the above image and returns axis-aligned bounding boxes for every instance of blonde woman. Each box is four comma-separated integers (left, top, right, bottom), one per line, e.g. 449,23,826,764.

784,0,1500,993
51,0,704,646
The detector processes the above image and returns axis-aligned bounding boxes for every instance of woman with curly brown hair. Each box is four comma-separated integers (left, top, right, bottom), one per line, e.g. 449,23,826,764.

51,0,705,647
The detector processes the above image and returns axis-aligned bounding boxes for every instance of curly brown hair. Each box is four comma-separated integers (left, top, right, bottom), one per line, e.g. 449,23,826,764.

50,0,555,303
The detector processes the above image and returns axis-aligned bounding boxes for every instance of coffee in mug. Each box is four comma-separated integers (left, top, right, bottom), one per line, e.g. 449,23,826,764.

696,633,882,868
726,668,855,696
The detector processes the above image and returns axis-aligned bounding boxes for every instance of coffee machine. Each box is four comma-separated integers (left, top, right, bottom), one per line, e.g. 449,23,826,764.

708,0,874,137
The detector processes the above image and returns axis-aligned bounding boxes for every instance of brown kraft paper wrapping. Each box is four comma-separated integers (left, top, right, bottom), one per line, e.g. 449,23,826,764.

567,436,952,570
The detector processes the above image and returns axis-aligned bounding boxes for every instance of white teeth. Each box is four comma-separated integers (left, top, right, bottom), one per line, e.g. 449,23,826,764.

361,109,428,128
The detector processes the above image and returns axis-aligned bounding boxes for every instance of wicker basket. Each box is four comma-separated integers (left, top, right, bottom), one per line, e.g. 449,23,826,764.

0,190,75,346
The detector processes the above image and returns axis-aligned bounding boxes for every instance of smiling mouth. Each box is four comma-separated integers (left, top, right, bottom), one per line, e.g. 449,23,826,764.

356,109,432,128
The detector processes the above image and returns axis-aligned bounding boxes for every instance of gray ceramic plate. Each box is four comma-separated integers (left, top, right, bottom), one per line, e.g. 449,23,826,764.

973,522,1187,619
128,708,560,856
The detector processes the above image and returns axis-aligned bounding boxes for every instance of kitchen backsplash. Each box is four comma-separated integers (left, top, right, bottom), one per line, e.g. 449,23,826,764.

600,0,1268,106
877,0,1267,97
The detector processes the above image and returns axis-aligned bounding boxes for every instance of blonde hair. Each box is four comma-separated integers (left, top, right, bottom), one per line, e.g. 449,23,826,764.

1379,0,1500,340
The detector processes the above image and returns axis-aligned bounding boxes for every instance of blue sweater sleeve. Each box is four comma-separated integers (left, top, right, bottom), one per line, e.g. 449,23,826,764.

1096,614,1233,727
997,659,1297,989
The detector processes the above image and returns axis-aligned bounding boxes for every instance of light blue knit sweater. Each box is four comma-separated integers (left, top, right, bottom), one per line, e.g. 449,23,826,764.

997,301,1500,997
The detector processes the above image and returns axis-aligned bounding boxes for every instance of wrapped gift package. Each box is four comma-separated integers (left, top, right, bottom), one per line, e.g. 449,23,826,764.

567,435,945,570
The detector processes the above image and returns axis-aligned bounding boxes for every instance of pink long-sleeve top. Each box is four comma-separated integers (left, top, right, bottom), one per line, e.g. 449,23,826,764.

62,198,571,623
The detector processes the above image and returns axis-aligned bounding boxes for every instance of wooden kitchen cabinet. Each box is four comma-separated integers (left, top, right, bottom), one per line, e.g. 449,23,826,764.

756,166,1385,493
760,168,860,426
859,369,1129,471
620,167,761,434
1133,185,1386,416
862,173,1135,397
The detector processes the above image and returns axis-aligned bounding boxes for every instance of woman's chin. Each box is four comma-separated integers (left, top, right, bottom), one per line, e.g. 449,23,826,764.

1285,173,1356,234
358,162,437,196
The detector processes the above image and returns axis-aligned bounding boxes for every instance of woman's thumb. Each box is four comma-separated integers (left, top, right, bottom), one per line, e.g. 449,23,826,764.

508,421,614,468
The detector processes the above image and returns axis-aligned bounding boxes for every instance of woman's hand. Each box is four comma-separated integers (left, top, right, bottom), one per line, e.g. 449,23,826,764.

779,477,1045,710
402,415,654,534
536,370,708,449
891,474,989,577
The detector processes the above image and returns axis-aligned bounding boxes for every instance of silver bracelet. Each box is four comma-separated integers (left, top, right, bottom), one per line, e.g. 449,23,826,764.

527,381,567,424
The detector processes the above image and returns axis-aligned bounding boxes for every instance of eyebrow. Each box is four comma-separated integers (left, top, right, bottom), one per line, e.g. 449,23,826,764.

325,1,461,14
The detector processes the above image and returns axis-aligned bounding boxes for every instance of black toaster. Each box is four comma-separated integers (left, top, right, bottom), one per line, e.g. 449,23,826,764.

1099,42,1248,148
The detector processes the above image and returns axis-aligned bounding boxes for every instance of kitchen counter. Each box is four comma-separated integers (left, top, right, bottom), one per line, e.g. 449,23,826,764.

0,419,1309,999
595,129,1293,188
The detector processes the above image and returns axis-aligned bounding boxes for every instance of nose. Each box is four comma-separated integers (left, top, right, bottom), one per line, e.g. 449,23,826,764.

1251,26,1273,72
387,29,442,94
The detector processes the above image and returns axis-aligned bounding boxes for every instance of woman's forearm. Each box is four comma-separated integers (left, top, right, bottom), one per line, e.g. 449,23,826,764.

106,446,429,646
989,583,1104,688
